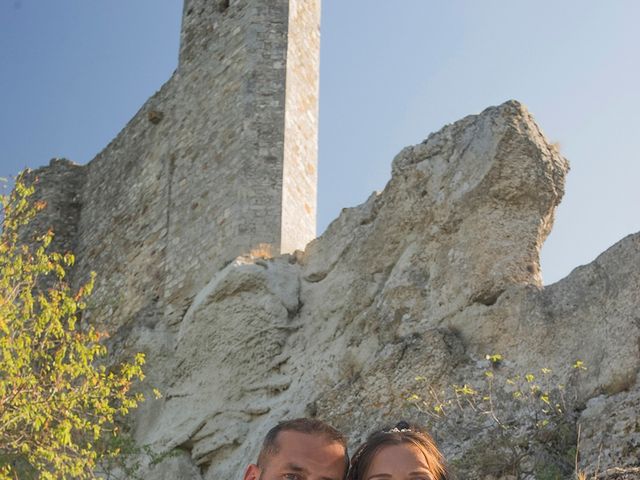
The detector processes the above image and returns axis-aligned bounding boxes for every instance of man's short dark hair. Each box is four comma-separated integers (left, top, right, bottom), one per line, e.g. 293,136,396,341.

257,418,348,469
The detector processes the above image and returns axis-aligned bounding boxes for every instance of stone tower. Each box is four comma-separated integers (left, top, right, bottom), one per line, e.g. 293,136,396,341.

28,0,321,328
177,0,320,256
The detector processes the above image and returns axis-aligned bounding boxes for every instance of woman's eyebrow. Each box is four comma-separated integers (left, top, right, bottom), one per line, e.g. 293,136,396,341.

367,475,392,479
409,471,433,478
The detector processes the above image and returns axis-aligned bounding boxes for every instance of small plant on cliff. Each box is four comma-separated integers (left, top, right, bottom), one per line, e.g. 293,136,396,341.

407,355,587,479
0,175,146,479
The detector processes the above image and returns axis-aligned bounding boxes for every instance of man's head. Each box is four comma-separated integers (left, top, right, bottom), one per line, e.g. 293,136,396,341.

243,418,348,480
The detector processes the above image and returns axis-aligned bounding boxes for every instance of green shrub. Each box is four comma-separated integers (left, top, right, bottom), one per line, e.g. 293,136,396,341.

407,354,588,479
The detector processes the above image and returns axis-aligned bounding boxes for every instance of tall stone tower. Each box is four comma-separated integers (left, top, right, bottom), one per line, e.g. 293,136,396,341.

28,0,321,328
177,0,320,257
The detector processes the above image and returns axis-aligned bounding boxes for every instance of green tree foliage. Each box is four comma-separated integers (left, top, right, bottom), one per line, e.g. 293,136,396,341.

0,176,146,479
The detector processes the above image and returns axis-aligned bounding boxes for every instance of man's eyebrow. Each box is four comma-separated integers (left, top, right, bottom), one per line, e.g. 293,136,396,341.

282,463,342,480
283,462,307,473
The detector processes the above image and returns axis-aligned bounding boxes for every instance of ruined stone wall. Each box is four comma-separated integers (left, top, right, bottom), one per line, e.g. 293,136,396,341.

21,159,86,257
27,0,321,330
73,85,172,329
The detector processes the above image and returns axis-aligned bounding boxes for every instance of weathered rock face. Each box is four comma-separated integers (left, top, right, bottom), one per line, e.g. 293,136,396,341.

101,100,637,479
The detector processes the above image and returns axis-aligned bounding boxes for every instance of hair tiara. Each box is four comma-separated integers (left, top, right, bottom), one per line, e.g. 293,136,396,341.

385,421,412,433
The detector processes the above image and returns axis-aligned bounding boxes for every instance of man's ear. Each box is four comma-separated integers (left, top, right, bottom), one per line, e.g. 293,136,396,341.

243,464,261,480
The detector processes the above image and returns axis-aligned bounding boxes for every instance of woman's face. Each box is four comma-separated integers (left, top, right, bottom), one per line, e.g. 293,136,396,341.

364,444,434,480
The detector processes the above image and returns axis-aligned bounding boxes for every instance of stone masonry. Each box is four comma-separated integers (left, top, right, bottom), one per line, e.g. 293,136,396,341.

27,0,320,330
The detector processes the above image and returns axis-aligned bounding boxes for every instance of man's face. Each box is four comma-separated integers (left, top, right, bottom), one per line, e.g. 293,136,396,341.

244,431,347,480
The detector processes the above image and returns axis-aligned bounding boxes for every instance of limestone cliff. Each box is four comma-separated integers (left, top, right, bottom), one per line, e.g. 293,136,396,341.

96,101,636,479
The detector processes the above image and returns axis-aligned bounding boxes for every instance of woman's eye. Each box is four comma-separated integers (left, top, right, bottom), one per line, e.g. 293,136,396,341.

283,474,301,480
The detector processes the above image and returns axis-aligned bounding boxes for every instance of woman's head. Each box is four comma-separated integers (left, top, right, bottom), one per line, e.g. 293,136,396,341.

347,421,450,480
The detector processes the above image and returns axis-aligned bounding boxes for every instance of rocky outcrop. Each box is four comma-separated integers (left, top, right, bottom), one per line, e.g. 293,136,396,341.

110,100,638,479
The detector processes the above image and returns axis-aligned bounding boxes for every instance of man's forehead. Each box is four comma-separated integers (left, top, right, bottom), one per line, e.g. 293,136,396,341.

270,430,346,466
274,430,343,449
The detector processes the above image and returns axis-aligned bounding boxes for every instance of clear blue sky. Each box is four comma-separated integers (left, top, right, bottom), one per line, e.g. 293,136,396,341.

1,1,639,284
